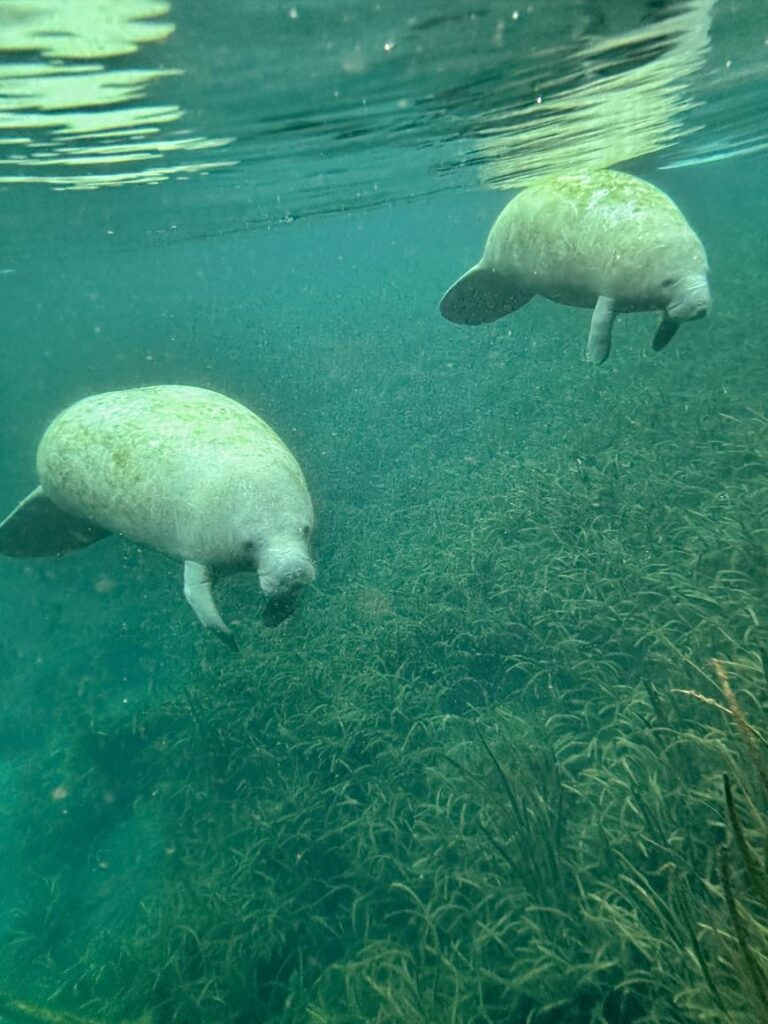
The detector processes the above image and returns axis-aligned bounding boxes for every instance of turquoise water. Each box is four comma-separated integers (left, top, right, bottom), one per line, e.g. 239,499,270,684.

0,2,767,1023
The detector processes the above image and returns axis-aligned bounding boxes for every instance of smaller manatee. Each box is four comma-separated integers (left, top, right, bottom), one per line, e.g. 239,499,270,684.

440,169,711,363
0,385,316,646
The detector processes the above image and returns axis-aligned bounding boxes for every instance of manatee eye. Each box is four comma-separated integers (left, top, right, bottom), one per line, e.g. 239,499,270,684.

243,540,255,552
661,276,675,288
302,525,311,537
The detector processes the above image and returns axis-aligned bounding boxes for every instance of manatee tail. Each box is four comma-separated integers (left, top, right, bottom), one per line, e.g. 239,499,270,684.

439,265,531,325
0,487,109,557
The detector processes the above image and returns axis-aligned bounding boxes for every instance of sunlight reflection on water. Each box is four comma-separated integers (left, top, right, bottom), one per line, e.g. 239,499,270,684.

0,0,234,189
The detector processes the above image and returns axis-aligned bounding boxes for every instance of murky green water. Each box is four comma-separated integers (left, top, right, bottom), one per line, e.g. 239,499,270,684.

0,2,767,1023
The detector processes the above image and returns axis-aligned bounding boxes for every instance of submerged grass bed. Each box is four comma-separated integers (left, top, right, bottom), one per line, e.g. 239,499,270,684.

2,295,767,1024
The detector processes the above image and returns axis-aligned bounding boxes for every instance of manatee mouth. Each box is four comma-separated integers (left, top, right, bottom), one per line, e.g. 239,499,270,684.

259,559,315,626
653,290,709,351
258,559,316,599
666,280,711,322
667,299,709,322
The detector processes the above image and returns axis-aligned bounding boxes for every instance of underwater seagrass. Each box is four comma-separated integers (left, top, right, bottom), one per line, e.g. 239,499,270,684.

0,990,152,1024
5,290,767,1024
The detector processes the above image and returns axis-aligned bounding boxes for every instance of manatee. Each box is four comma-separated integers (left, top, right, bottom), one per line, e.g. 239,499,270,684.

0,385,316,646
440,169,710,363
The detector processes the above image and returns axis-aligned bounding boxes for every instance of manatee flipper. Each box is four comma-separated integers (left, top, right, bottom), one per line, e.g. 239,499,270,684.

0,486,109,557
652,315,680,352
183,560,238,650
439,266,532,325
586,295,616,364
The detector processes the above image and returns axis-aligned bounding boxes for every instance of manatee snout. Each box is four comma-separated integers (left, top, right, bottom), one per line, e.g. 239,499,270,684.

652,274,711,352
258,553,315,627
278,560,317,594
666,275,711,323
258,553,316,599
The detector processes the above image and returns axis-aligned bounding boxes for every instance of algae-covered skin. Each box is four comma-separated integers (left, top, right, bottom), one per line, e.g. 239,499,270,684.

440,170,710,363
0,385,316,644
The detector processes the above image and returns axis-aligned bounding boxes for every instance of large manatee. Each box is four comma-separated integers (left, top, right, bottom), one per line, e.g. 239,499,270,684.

0,385,316,646
440,170,710,362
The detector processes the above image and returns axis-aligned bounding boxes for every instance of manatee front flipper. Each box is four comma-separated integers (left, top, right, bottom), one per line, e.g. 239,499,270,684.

0,486,109,557
652,315,680,352
183,560,238,650
439,265,531,325
586,295,616,364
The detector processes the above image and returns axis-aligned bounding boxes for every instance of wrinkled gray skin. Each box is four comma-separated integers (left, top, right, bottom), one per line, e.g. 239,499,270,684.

440,170,711,363
0,385,316,648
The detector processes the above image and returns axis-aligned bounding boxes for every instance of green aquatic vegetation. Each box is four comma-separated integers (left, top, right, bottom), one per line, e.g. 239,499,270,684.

0,991,151,1024
542,659,768,1024
3,317,768,1023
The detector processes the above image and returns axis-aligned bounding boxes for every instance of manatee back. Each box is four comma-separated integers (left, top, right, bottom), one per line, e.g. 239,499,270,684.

38,385,309,560
484,170,707,309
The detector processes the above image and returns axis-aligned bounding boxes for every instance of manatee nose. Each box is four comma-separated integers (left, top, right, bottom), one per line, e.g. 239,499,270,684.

261,561,316,626
260,558,316,597
283,562,316,590
668,287,710,322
